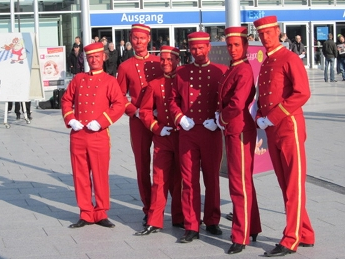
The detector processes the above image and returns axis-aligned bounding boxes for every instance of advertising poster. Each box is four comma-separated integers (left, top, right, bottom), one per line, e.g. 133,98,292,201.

210,42,273,175
38,46,66,91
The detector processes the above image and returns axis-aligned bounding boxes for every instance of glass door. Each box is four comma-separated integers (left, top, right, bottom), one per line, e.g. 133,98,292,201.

174,26,197,65
312,22,335,69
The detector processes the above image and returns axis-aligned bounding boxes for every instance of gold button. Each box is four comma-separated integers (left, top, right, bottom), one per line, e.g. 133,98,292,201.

199,110,201,112
190,109,193,112
190,93,193,95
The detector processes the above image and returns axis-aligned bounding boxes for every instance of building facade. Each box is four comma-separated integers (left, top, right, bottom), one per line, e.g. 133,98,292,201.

1,0,344,68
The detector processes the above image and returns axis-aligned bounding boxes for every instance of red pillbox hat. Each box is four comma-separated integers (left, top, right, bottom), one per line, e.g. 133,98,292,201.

225,26,248,39
131,24,151,34
188,32,210,44
253,16,279,32
160,45,180,57
84,42,104,55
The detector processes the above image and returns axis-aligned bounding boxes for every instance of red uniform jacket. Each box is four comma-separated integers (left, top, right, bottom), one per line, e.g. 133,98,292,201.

218,59,256,136
117,54,163,117
169,61,228,126
61,70,125,128
256,46,310,125
140,74,177,135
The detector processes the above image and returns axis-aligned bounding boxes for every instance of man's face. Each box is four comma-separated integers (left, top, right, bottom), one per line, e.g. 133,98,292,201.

226,37,247,62
160,52,179,74
75,38,80,44
190,43,210,63
340,36,345,43
131,31,150,53
258,26,280,51
120,40,125,46
86,52,105,71
295,36,301,43
109,43,115,51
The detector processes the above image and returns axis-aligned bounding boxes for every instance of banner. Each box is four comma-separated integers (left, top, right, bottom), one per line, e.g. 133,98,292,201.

38,46,66,91
210,42,273,175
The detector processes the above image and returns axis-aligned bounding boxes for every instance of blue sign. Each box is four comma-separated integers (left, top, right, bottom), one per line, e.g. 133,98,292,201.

317,27,329,40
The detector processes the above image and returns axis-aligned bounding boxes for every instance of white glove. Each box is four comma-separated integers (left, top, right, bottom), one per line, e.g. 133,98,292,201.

68,119,84,131
180,115,195,131
203,119,218,131
215,111,225,130
153,109,158,117
135,108,140,118
257,117,268,130
160,126,173,136
264,117,274,126
86,120,101,131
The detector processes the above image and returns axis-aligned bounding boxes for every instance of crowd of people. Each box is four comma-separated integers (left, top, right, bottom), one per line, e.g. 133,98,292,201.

60,15,315,258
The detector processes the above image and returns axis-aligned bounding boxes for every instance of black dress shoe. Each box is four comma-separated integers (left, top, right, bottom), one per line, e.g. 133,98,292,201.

206,224,222,235
69,219,92,228
299,242,314,247
264,244,295,257
135,225,160,236
225,212,233,221
172,222,185,229
96,218,115,228
180,230,199,243
142,214,148,226
228,243,245,254
251,233,258,242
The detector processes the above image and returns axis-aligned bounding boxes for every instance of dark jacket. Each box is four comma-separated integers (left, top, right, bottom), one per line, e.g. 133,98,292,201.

104,49,119,77
322,39,337,59
291,42,306,57
68,50,84,74
122,49,134,62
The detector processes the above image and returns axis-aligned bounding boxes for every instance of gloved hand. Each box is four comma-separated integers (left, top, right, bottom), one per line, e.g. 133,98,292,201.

153,109,158,117
160,126,173,136
180,115,195,131
203,119,218,131
68,119,84,131
215,111,225,130
86,120,101,131
257,117,268,130
135,108,140,118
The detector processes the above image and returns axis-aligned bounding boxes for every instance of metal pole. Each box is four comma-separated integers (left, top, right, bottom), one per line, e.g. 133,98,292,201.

81,0,91,72
33,0,39,47
10,0,15,32
225,0,241,27
16,0,20,32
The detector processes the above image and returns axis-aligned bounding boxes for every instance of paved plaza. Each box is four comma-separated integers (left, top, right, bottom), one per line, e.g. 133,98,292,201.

0,68,344,259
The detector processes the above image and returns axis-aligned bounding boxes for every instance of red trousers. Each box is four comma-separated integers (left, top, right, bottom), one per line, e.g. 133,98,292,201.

179,125,222,232
129,117,153,215
70,129,110,222
147,132,183,228
225,129,262,245
266,114,314,250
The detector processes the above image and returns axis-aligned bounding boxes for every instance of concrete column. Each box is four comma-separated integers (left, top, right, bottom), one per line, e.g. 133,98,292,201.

81,0,91,72
225,0,241,27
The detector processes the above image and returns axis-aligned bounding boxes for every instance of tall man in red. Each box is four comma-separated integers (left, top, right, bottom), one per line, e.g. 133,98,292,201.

216,26,262,254
117,24,163,225
169,32,228,243
61,42,125,228
253,16,315,257
135,46,184,236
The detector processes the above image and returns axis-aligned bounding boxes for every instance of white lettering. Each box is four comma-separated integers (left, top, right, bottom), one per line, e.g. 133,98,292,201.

121,13,164,24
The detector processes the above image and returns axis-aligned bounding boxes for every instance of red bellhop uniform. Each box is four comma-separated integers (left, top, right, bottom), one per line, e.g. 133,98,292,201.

139,72,183,228
218,57,262,245
61,69,125,223
254,16,315,250
170,61,228,232
117,52,163,215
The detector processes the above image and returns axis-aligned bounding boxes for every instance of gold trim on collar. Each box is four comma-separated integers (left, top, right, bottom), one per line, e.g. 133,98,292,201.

193,60,210,67
134,53,150,60
231,58,248,67
164,73,176,79
267,45,284,56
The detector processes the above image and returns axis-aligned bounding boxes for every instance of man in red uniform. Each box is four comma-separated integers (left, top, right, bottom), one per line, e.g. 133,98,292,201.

61,42,125,228
216,26,262,254
135,46,184,236
169,32,228,243
253,16,315,256
117,24,163,225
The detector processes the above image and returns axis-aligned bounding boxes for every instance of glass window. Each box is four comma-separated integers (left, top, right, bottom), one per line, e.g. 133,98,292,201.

0,0,10,13
310,0,333,5
205,26,225,42
257,0,282,6
241,0,255,6
143,0,170,8
172,0,198,8
201,0,225,7
283,0,308,5
174,27,197,64
113,0,140,9
90,0,112,10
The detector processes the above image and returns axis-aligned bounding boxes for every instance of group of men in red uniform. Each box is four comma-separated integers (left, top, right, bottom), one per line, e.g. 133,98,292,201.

62,15,314,257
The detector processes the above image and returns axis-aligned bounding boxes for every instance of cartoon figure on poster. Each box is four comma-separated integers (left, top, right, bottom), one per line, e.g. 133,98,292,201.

2,37,27,64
